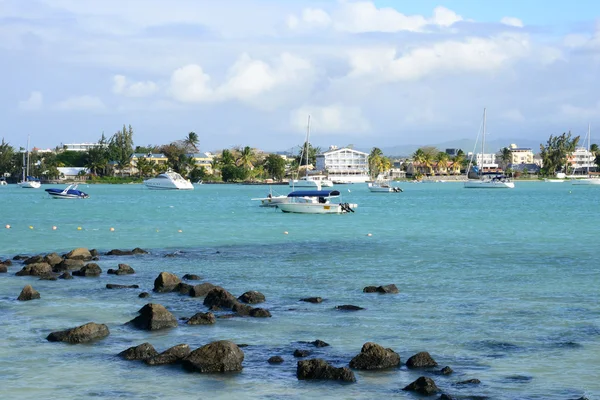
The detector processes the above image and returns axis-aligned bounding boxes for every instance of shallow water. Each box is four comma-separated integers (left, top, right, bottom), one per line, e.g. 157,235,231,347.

0,182,598,399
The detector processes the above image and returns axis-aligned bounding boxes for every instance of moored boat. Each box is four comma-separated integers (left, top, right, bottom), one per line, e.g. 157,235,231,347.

45,184,89,199
277,190,357,214
143,171,194,190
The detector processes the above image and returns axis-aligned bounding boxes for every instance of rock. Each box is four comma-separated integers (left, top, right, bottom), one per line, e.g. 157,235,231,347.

13,255,29,261
106,249,133,256
403,376,439,395
232,303,253,316
106,284,140,289
132,247,148,254
43,253,63,266
24,255,45,265
268,356,284,364
203,287,238,310
363,286,378,293
440,366,453,375
294,349,311,358
17,285,41,301
46,322,109,344
15,263,52,276
58,272,73,280
376,284,399,294
300,297,322,303
439,394,456,400
72,263,102,277
90,249,99,257
145,344,191,366
456,378,480,385
182,340,244,373
0,265,7,273
296,359,356,382
335,305,364,311
129,303,178,331
190,282,216,297
153,272,181,293
312,340,330,348
1,259,12,266
406,351,438,368
186,312,216,325
39,274,58,281
249,308,271,318
53,259,84,272
107,263,135,275
138,292,150,298
237,290,266,304
349,342,401,370
119,342,158,360
65,248,92,260
176,283,194,295
182,274,201,280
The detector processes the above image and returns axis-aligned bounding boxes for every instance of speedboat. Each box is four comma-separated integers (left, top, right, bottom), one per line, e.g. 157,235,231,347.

277,190,357,214
143,171,194,190
368,177,403,192
0,177,7,186
251,187,291,207
45,184,89,199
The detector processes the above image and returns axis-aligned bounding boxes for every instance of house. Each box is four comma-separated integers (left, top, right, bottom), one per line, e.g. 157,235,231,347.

315,146,370,183
63,143,107,152
568,146,596,174
508,144,535,165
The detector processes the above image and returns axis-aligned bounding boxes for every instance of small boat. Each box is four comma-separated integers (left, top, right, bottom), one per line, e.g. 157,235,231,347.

45,184,89,199
143,170,194,190
368,176,402,192
17,136,41,189
277,190,357,214
0,177,7,186
571,124,600,186
251,187,290,207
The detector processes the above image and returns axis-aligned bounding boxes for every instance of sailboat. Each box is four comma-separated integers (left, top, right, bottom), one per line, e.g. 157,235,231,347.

17,135,41,189
572,124,600,186
464,108,514,189
289,115,322,190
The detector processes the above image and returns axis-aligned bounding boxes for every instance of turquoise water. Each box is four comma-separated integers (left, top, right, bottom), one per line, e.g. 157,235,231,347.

0,182,598,399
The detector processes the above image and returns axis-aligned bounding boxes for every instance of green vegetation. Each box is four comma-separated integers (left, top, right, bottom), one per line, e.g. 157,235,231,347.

368,147,392,179
539,132,580,176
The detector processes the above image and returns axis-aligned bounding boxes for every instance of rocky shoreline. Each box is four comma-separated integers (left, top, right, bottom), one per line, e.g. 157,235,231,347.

0,248,589,399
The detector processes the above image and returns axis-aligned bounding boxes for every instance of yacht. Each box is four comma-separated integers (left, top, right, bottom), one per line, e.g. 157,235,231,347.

143,171,194,190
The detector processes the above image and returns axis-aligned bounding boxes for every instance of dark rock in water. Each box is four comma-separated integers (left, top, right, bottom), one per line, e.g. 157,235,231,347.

440,366,453,375
294,349,311,358
402,376,439,395
107,264,135,275
24,255,44,265
106,249,133,256
406,351,438,368
145,344,190,366
153,272,181,293
53,259,84,272
300,297,322,303
268,356,284,364
182,340,244,373
65,248,92,261
377,284,399,294
129,303,178,331
249,308,271,318
456,378,481,385
58,272,73,280
335,305,364,311
296,358,356,382
47,322,109,344
186,312,216,325
203,287,238,310
439,395,456,400
17,285,41,301
238,290,266,304
0,265,7,273
15,263,52,276
72,263,102,277
503,374,532,382
182,274,201,280
312,340,330,348
13,255,29,261
138,292,150,298
119,342,159,360
176,283,194,295
1,258,13,266
363,286,378,293
132,247,148,255
90,249,99,257
190,282,216,297
232,303,253,316
106,284,140,289
349,342,400,370
39,274,58,281
43,253,63,266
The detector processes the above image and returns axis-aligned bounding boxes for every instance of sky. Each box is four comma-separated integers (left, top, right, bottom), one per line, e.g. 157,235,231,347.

2,0,600,152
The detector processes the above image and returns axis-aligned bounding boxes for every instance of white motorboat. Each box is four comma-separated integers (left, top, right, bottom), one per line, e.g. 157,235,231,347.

571,124,600,186
45,184,89,199
143,171,194,190
464,109,514,189
252,187,291,207
368,177,403,192
277,189,357,214
17,135,41,189
0,177,7,186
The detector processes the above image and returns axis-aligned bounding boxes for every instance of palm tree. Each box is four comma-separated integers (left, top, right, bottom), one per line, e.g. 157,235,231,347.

184,132,199,152
135,156,154,177
84,147,107,176
422,151,434,175
451,151,466,175
236,146,255,169
220,149,235,166
368,147,384,179
498,147,512,170
412,148,425,176
435,152,449,175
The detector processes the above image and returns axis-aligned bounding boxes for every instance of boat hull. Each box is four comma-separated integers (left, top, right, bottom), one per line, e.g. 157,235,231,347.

572,178,600,185
368,183,402,192
277,202,357,214
252,196,290,207
18,181,41,189
464,180,514,189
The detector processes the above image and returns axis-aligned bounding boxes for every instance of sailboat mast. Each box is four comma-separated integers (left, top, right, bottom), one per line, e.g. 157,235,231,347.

587,123,591,176
305,115,311,178
26,135,31,179
482,108,486,175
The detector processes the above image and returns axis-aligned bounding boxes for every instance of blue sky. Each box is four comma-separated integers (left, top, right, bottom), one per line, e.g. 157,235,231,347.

2,0,600,152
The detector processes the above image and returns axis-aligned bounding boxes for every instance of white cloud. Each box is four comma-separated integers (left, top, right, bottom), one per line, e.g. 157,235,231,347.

55,95,106,111
500,17,524,28
18,91,43,111
290,104,370,134
169,64,213,102
502,109,525,122
560,102,600,119
112,75,158,97
288,2,462,33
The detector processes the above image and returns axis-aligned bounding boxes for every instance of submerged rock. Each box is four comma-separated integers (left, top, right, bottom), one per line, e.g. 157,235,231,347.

300,297,322,303
107,264,135,275
335,305,364,311
182,274,201,280
190,282,216,297
349,342,401,370
406,351,438,368
47,322,109,344
238,291,266,304
402,376,439,395
186,312,216,325
296,359,356,382
203,287,238,310
106,284,140,289
15,263,52,276
119,342,159,360
182,340,244,373
153,272,181,293
72,263,102,277
268,356,284,364
145,344,190,366
17,285,41,301
53,259,84,272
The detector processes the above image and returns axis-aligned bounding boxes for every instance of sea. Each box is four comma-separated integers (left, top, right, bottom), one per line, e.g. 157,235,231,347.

0,181,598,400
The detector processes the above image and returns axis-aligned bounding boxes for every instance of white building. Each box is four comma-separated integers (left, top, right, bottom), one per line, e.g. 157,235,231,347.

467,152,499,170
63,143,106,152
315,146,370,183
568,146,596,173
